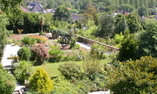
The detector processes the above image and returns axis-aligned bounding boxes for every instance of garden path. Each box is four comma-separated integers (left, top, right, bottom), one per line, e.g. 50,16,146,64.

1,44,25,94
76,42,91,50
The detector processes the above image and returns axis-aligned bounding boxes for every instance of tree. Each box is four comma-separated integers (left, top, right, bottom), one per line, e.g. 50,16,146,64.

106,56,157,94
119,4,135,12
137,21,157,58
29,68,53,93
115,14,128,34
118,32,138,61
0,13,11,61
126,13,143,33
0,68,16,94
53,6,72,22
13,61,32,85
138,6,148,16
96,13,115,38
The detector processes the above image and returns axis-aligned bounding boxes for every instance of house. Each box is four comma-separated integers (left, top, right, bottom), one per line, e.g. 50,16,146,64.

27,2,44,13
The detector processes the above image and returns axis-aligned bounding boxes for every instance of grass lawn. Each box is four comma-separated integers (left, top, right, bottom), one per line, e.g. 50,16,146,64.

33,61,83,78
33,58,111,78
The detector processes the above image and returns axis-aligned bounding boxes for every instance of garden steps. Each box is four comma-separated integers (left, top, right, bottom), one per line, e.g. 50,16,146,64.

1,44,25,94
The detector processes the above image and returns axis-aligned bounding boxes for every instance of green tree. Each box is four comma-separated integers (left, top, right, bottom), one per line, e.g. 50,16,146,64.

13,61,32,85
29,68,53,93
53,6,72,22
0,13,11,61
126,13,143,33
106,56,157,94
118,32,138,61
119,4,135,12
0,68,16,94
96,13,115,38
115,14,128,34
137,21,157,58
138,6,148,16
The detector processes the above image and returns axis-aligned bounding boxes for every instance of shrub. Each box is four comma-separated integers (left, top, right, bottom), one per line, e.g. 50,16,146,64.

0,68,16,94
29,68,53,93
83,58,103,80
58,62,81,79
28,35,48,43
48,45,64,62
21,36,36,46
30,44,49,65
106,56,157,94
90,44,106,59
18,46,31,60
118,33,138,61
114,33,124,44
13,61,32,85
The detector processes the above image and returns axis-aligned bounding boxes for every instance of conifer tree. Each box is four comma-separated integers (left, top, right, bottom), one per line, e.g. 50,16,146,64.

29,68,53,93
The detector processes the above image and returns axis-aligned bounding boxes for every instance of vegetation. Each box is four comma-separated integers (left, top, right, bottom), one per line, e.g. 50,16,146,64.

106,56,157,94
58,62,81,79
30,44,49,65
29,68,53,93
0,68,16,94
18,46,31,60
13,61,32,85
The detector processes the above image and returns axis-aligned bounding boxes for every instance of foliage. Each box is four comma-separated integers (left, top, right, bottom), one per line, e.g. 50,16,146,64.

118,32,138,61
28,35,48,43
18,46,31,60
83,58,103,80
114,33,124,44
90,44,106,59
21,36,36,46
52,77,86,94
53,6,72,22
118,4,135,12
30,44,49,65
114,14,128,34
29,68,53,93
48,45,64,62
137,21,157,58
58,62,81,79
49,28,62,39
0,13,10,61
126,13,143,33
106,56,157,94
0,68,16,94
13,61,32,84
96,13,115,38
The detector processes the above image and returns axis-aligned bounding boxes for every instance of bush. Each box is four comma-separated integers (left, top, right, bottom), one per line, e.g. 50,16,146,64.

83,58,103,80
30,44,49,65
48,45,64,62
106,56,157,94
0,68,16,94
118,33,138,61
58,62,81,79
13,61,32,85
29,68,53,93
114,33,124,44
90,44,106,59
18,46,31,60
28,35,48,43
21,36,36,46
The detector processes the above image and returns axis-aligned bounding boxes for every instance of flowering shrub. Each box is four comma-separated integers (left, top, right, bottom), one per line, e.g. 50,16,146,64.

30,44,49,65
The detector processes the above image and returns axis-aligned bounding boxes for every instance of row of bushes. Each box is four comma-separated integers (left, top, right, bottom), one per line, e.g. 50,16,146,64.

21,35,48,46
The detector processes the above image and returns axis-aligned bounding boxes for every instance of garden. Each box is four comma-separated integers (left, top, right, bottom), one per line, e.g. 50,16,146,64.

7,32,116,94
